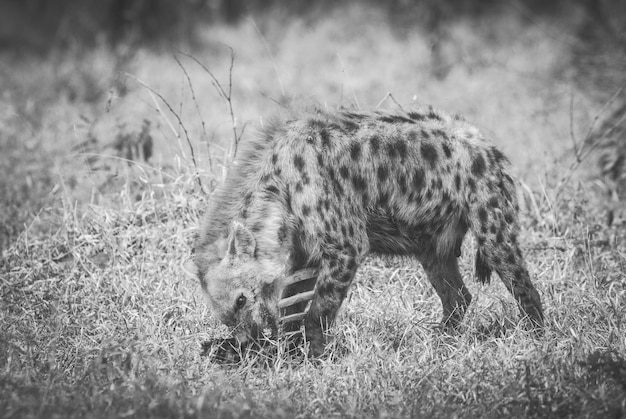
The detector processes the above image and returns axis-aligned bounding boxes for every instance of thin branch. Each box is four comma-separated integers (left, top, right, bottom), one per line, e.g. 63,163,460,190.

175,47,241,159
555,85,625,200
173,52,212,171
569,90,579,162
376,92,404,110
248,17,285,97
124,72,203,190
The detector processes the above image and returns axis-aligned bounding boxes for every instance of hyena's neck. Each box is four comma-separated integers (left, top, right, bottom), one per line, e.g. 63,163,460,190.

237,191,292,276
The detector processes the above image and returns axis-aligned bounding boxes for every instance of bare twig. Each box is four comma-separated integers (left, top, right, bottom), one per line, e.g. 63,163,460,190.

175,47,243,159
555,85,625,200
248,17,286,97
173,53,212,172
569,91,579,162
376,92,404,110
125,72,203,190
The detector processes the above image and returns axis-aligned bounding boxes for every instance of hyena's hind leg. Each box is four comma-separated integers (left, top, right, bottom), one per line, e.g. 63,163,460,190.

420,253,473,331
470,190,544,330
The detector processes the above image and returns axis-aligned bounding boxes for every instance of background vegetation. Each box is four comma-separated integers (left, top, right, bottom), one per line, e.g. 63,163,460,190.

1,0,625,417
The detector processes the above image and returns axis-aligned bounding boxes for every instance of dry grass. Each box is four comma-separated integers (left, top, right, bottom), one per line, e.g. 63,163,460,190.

1,4,626,418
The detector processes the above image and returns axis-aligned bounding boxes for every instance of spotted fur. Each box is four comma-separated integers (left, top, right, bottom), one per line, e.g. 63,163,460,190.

187,103,544,356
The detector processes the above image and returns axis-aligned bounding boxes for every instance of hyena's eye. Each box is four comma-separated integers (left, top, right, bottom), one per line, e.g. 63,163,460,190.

235,294,247,309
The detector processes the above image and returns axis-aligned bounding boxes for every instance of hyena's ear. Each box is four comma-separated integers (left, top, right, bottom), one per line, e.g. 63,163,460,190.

182,258,199,280
227,222,256,259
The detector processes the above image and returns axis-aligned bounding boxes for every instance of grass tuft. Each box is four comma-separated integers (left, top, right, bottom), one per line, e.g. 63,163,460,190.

2,3,626,417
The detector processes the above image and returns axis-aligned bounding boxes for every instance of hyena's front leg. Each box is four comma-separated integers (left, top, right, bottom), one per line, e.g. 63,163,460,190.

304,246,361,357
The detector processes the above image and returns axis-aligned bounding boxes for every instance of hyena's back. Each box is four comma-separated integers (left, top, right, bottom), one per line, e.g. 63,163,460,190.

273,107,517,259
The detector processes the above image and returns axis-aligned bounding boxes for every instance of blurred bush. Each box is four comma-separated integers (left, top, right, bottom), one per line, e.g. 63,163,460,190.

4,0,624,52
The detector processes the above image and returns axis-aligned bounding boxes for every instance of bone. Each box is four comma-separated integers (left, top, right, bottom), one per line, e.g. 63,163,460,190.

277,290,315,309
280,301,313,323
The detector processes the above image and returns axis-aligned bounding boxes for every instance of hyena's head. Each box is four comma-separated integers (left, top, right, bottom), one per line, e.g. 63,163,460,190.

183,221,282,343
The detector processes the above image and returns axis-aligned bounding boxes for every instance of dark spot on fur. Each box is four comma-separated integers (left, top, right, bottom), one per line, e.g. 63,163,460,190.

428,108,443,121
421,143,438,167
496,231,504,243
454,174,461,191
490,224,497,234
251,221,264,233
274,167,282,176
408,111,426,121
260,173,271,183
378,192,389,207
394,140,408,163
377,166,389,182
504,212,514,224
491,147,507,165
341,225,347,236
265,185,279,195
412,168,425,190
302,173,310,185
334,181,344,197
302,205,310,217
478,207,488,225
421,129,431,140
442,143,452,158
397,173,408,195
350,142,361,161
346,257,357,271
271,153,278,165
507,252,516,264
472,154,486,177
369,135,380,154
432,129,449,141
348,224,354,237
294,155,305,172
352,175,367,191
295,182,303,193
320,128,331,148
386,142,398,160
339,166,350,179
379,114,414,124
278,224,288,242
488,197,499,208
468,178,476,193
317,153,324,167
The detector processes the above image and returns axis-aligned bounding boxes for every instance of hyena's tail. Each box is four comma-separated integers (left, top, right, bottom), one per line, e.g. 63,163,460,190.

474,248,492,284
467,172,544,329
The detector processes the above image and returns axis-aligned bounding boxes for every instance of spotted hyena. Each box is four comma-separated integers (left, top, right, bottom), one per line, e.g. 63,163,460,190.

185,103,544,357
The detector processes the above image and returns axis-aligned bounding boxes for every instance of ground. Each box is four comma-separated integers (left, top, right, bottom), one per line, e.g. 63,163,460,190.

1,3,625,418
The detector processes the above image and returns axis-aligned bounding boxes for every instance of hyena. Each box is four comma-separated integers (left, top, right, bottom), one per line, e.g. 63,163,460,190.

185,103,544,357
